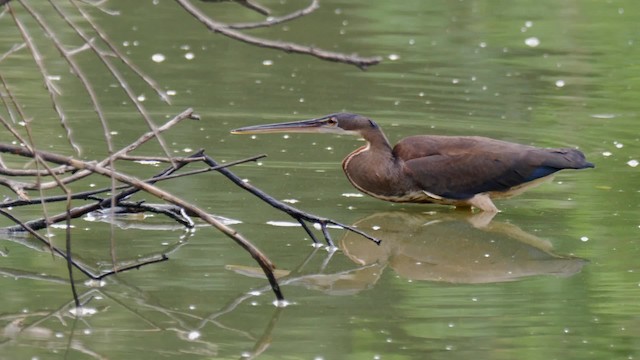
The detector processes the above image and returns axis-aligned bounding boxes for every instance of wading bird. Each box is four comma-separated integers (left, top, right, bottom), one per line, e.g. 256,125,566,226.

231,113,593,212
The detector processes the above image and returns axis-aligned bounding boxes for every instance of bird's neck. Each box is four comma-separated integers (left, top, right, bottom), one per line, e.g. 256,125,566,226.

360,128,393,153
342,129,405,198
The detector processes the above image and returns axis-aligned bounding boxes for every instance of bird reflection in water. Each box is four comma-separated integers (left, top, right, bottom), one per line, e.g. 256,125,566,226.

227,211,587,295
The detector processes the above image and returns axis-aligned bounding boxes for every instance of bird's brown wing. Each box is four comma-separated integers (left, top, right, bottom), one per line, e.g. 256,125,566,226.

402,152,531,199
397,136,591,200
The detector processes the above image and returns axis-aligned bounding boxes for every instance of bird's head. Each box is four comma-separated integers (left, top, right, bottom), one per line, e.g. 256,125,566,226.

231,113,379,137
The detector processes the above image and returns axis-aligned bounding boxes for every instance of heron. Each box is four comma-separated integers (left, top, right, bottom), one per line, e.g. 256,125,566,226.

231,113,594,212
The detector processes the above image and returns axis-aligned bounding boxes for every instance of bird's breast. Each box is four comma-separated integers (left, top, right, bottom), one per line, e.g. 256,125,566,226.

342,144,417,201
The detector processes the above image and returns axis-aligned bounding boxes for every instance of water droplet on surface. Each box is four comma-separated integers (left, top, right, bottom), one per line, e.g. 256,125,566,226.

580,236,589,242
187,331,200,340
262,59,273,66
388,54,400,61
627,160,639,167
555,80,565,87
184,52,194,60
69,307,98,317
273,299,291,308
151,53,165,63
267,221,300,227
591,113,616,119
525,37,540,47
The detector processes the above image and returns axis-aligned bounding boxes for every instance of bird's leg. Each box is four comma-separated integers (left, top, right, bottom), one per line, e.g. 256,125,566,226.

467,194,499,213
466,211,498,228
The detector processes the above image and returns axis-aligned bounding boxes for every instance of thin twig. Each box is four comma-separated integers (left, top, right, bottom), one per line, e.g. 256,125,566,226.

8,2,79,154
175,0,382,69
69,0,171,104
48,0,177,167
0,153,265,208
202,154,381,245
0,144,284,300
32,108,197,191
227,0,318,30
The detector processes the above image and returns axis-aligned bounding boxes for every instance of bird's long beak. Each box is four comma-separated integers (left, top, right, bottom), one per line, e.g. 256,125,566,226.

231,116,339,134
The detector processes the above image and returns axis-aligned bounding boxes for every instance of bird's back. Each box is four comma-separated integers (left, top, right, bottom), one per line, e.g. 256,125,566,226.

393,135,593,200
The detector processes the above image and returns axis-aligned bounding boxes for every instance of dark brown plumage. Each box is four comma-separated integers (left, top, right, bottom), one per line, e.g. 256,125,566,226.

232,113,594,212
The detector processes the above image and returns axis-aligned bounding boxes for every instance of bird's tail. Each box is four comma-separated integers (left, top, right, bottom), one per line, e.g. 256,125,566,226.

545,148,594,170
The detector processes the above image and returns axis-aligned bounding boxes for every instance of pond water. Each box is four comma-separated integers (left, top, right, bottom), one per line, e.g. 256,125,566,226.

1,0,639,359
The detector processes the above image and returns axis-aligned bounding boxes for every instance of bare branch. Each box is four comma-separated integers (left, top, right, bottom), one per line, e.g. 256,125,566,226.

227,0,318,30
69,0,171,103
8,3,80,153
175,0,382,69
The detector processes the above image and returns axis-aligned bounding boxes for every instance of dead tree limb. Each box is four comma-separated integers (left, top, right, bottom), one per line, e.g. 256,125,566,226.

202,155,381,246
176,0,382,69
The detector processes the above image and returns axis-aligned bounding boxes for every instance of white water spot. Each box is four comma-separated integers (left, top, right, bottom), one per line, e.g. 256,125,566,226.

273,299,292,308
388,53,400,61
151,53,165,63
602,151,612,157
166,90,177,96
187,331,200,340
555,80,565,88
580,236,589,242
525,21,533,28
266,221,300,227
262,59,273,66
83,279,106,287
591,113,616,119
341,193,364,198
69,307,97,317
184,52,195,60
249,290,262,296
134,160,161,165
372,225,381,230
627,159,639,167
137,94,146,102
51,223,75,229
282,199,299,204
525,37,540,47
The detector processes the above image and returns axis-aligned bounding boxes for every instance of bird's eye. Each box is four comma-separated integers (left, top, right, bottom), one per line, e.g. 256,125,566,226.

328,117,338,125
